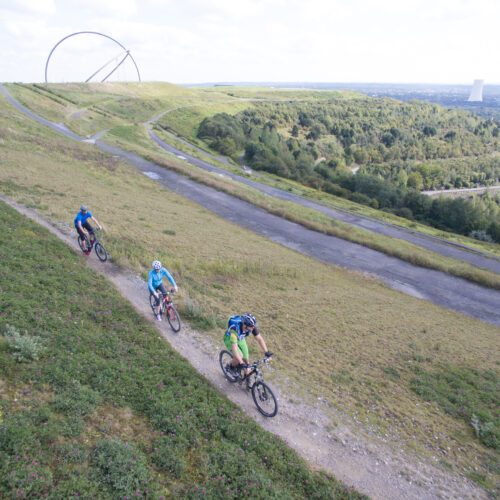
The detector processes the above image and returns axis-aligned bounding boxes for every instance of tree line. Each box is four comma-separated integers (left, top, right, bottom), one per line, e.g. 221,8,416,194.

197,98,500,242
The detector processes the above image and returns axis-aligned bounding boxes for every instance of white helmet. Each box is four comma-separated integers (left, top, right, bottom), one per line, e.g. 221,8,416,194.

152,260,162,270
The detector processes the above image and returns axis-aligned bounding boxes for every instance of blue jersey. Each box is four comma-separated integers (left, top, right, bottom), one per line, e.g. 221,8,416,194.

148,267,177,293
74,211,92,226
225,315,258,341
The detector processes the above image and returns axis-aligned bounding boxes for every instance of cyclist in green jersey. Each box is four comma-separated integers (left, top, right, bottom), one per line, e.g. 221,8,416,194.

224,313,272,376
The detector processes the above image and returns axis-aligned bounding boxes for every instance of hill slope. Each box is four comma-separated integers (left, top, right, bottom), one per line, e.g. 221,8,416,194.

0,82,498,494
0,200,361,498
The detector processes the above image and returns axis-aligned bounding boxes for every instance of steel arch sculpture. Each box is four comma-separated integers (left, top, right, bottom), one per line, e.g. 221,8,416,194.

45,31,141,83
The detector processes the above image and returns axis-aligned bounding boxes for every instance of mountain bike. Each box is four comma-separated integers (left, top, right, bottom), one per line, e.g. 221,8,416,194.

219,350,278,417
149,288,181,332
77,228,108,262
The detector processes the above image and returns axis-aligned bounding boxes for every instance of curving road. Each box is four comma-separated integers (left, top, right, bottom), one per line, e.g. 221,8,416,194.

1,83,499,325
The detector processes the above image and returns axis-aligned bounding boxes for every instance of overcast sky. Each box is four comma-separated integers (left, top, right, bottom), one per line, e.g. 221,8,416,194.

0,0,499,84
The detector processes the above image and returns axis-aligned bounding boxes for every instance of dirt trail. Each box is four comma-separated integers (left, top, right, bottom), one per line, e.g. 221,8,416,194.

1,194,485,500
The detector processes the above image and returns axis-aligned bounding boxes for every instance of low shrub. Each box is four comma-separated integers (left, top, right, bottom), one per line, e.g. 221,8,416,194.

91,439,153,497
2,324,45,362
52,381,101,418
0,457,53,498
151,435,188,478
55,443,88,464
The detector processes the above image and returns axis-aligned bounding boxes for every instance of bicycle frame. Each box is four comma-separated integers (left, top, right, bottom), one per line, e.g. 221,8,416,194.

238,358,269,388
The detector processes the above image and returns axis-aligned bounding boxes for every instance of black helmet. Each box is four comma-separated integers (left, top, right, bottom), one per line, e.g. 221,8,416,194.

242,313,256,327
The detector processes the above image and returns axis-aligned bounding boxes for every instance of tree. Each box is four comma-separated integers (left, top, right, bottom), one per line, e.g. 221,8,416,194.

422,125,437,137
407,172,424,191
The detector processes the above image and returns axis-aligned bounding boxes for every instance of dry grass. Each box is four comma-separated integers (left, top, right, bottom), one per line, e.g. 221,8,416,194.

109,124,500,290
8,81,499,258
1,89,499,488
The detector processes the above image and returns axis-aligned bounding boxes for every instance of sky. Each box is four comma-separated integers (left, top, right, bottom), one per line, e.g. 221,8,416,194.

0,0,499,84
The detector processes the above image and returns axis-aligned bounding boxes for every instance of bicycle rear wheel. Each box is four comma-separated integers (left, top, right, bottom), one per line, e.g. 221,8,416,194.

252,381,278,417
166,304,181,332
149,293,158,315
78,235,90,253
94,242,108,262
219,350,239,383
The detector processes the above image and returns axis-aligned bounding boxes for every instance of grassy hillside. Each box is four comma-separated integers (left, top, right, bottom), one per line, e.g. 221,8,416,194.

0,200,362,498
7,82,500,259
1,87,499,491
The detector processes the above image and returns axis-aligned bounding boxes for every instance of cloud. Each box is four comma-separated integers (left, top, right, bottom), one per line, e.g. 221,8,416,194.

0,0,499,83
1,0,56,16
63,0,137,19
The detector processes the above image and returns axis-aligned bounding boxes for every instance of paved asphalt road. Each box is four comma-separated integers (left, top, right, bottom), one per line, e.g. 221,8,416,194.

1,83,499,325
148,128,500,275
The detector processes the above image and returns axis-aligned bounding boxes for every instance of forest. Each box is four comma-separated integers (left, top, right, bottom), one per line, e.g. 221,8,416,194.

197,98,500,242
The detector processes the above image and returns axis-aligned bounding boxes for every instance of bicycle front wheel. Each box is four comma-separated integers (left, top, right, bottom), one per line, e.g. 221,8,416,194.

219,350,239,383
94,242,108,262
166,304,181,332
252,381,278,417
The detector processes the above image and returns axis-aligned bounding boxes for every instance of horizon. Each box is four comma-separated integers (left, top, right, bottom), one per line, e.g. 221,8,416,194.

4,80,500,87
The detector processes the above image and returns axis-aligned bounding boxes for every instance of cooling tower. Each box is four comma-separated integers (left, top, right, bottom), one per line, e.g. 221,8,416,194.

468,79,484,102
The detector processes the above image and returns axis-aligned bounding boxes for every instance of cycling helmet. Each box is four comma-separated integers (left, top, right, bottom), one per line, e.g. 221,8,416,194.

152,260,162,270
242,313,257,327
80,204,88,212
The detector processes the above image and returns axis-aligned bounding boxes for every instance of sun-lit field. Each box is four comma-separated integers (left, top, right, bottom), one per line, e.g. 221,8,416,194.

1,86,499,491
8,82,500,261
0,200,363,498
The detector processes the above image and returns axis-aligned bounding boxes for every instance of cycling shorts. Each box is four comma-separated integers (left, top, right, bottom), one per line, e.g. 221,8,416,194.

152,283,168,306
224,335,249,360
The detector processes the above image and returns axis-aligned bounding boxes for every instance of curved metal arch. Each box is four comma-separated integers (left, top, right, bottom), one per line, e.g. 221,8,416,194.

44,31,141,83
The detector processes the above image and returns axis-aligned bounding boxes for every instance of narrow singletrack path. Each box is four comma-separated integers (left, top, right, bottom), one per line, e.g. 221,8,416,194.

0,194,487,500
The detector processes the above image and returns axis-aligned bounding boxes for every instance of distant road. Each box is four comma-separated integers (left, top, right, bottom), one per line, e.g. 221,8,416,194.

1,82,499,325
422,186,500,197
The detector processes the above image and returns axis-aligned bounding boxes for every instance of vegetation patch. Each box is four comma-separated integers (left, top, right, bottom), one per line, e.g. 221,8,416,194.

1,324,45,362
0,200,361,498
411,365,499,448
1,85,499,489
91,439,153,497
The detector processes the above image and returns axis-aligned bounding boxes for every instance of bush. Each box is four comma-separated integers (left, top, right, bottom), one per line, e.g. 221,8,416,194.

91,439,152,497
55,443,88,464
471,414,498,449
0,457,53,498
2,324,45,362
395,207,414,220
52,381,101,418
151,436,187,478
469,230,493,242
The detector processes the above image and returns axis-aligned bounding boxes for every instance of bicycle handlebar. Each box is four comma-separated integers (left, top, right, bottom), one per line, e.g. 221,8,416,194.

251,355,274,369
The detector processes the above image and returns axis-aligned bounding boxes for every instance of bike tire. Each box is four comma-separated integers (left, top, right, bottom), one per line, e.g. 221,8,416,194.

94,242,108,262
78,235,90,253
219,350,239,383
252,381,278,417
166,304,181,332
149,293,158,315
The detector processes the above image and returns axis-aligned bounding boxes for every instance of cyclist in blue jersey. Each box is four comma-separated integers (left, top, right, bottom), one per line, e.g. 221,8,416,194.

224,313,272,376
148,260,178,321
74,205,102,251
